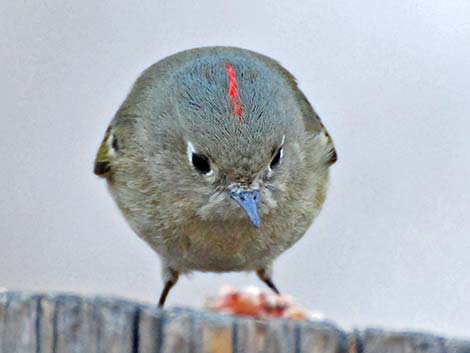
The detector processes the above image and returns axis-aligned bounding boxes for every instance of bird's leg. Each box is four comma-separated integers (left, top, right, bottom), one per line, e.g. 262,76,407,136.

158,268,179,307
256,268,280,295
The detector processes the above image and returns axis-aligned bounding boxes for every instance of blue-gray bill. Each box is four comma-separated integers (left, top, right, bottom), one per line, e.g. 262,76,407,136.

229,190,261,228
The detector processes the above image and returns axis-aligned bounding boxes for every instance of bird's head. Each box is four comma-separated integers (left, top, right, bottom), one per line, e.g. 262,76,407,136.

131,54,333,230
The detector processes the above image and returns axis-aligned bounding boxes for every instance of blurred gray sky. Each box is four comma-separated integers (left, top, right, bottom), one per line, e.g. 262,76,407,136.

1,0,470,338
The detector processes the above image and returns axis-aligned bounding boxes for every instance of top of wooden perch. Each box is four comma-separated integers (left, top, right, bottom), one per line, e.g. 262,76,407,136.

0,291,469,353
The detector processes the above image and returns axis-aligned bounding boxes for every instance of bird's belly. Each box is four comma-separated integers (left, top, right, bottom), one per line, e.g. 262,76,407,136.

143,218,307,273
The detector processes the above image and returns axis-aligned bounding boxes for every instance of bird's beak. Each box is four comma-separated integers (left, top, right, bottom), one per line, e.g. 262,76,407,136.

229,189,261,228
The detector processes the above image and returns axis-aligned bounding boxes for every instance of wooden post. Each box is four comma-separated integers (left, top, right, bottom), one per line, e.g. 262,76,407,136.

0,292,469,353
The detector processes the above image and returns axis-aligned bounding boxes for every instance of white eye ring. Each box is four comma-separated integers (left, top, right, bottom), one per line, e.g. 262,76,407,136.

106,132,117,157
187,141,196,164
202,167,214,177
268,135,285,173
187,141,214,176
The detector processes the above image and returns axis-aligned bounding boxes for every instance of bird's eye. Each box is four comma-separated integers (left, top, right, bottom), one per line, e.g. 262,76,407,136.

187,141,213,176
191,153,212,175
270,147,283,168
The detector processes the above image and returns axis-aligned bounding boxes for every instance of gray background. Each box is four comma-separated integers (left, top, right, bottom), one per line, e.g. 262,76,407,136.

1,0,469,338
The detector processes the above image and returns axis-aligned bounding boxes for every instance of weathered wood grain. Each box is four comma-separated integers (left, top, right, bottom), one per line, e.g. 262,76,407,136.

138,304,164,353
193,311,233,353
359,329,447,353
0,293,38,353
0,292,469,353
300,321,346,353
234,317,296,353
161,309,194,353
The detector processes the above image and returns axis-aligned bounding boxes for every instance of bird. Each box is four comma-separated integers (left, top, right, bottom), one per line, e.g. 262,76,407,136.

94,46,336,307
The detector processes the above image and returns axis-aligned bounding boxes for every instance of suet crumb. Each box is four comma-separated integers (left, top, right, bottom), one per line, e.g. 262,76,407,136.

205,285,323,321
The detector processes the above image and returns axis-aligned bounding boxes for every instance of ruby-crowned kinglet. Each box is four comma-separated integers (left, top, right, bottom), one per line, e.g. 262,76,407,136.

94,47,336,306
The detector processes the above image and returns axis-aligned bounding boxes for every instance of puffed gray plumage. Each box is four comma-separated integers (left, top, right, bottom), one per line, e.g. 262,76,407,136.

94,46,336,306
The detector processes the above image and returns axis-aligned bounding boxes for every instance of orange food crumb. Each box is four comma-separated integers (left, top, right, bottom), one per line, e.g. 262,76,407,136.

205,286,319,321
